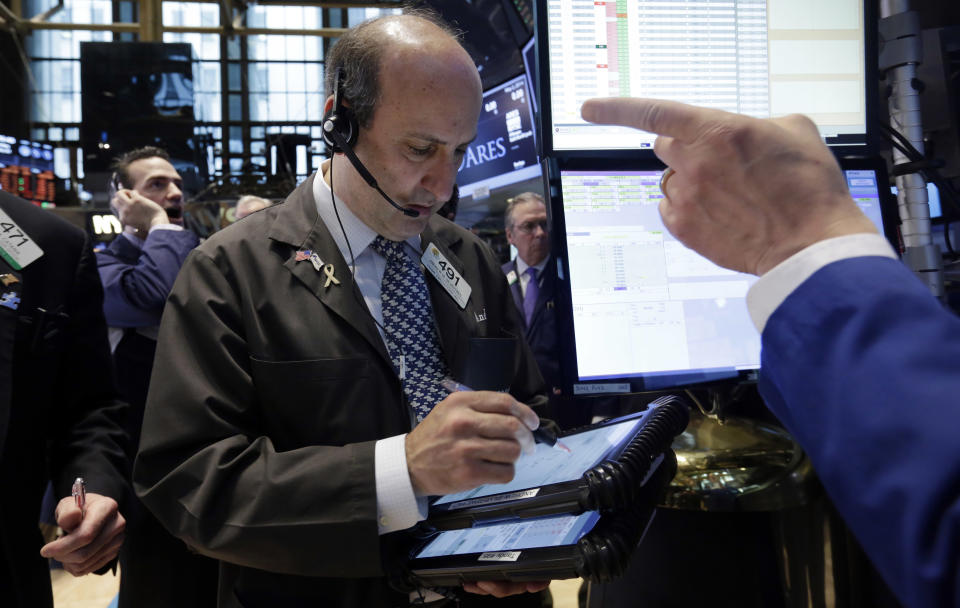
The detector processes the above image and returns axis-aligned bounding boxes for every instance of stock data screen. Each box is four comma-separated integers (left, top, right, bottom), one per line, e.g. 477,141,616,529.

544,0,869,151
0,135,56,203
457,74,540,199
560,167,888,385
561,169,760,382
433,415,644,506
415,511,600,558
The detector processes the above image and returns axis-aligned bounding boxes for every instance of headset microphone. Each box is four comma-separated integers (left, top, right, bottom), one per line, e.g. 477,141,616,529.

322,68,419,219
322,123,420,219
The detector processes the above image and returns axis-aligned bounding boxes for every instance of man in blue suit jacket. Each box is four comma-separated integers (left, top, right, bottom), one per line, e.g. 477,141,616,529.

95,147,214,608
582,97,960,608
97,146,198,432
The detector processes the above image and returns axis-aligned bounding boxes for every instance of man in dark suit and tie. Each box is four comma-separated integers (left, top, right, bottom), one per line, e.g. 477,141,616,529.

0,190,128,607
501,193,561,404
501,193,592,429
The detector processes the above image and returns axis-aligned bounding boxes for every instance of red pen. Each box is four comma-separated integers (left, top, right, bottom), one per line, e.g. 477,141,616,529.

71,477,86,517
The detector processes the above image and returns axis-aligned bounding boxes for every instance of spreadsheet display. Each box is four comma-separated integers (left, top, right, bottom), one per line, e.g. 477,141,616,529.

544,0,867,151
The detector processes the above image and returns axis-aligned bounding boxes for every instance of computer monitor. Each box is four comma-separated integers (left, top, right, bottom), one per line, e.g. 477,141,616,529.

537,0,876,157
0,134,57,204
457,74,541,200
522,36,538,113
549,157,898,394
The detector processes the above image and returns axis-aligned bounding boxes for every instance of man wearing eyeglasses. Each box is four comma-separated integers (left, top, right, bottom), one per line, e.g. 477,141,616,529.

502,193,580,427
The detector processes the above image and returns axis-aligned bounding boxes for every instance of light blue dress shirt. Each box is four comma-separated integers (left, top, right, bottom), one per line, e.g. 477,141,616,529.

311,165,428,534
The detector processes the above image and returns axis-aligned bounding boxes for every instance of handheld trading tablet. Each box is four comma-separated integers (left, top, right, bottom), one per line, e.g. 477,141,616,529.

425,395,689,530
404,452,676,587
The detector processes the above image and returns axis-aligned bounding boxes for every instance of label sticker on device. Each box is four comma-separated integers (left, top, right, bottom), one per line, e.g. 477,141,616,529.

449,489,539,510
422,243,471,309
573,383,630,395
479,551,521,562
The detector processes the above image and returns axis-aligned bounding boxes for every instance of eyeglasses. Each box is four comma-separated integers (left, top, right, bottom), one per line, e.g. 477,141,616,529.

515,220,549,234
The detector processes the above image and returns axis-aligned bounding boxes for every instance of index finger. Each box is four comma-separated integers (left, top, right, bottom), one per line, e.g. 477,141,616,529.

454,391,540,431
581,97,715,143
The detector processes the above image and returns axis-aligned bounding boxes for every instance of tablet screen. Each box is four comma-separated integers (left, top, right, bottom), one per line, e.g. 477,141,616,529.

432,416,644,507
414,511,601,559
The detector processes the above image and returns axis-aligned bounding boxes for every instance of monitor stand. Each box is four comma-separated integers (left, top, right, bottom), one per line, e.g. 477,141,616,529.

683,383,752,424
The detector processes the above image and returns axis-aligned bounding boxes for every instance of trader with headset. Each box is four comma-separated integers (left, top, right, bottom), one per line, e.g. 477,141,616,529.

134,12,551,608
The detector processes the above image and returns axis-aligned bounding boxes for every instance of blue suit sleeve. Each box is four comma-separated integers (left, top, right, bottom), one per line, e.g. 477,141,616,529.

758,256,960,608
97,230,199,327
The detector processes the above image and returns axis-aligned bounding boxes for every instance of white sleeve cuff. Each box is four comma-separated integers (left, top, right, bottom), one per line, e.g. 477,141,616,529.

374,434,428,535
746,233,897,334
148,224,184,233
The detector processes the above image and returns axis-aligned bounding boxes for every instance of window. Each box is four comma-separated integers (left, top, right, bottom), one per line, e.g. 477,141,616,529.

22,2,403,186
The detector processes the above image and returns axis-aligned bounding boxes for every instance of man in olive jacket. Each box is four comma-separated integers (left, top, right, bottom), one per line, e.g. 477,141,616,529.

134,13,551,608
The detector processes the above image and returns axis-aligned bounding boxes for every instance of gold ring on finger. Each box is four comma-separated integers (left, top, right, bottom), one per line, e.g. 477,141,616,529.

659,167,676,198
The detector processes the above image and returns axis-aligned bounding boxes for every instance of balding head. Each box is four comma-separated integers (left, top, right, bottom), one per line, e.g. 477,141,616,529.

324,11,478,129
323,10,482,242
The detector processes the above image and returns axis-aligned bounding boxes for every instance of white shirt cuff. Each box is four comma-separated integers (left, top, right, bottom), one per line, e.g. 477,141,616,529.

374,434,428,535
148,224,184,233
746,233,897,334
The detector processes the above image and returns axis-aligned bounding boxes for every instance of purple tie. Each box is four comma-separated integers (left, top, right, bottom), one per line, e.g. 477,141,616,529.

523,266,539,326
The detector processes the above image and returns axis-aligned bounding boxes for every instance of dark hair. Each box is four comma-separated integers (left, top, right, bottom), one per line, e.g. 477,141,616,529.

110,146,171,188
324,9,461,129
504,192,545,230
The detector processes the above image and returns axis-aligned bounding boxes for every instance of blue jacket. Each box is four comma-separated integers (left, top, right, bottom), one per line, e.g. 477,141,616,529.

758,256,960,608
96,229,198,328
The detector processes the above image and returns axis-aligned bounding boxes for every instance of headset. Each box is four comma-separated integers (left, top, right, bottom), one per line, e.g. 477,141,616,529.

321,67,458,219
320,67,358,153
322,68,417,218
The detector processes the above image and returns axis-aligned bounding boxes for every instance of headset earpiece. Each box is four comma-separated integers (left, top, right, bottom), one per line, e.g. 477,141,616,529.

322,68,358,153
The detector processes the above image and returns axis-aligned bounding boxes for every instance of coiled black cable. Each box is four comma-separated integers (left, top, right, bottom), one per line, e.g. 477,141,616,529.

581,394,690,512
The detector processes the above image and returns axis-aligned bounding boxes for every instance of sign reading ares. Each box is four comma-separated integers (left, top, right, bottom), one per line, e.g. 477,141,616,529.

460,137,507,170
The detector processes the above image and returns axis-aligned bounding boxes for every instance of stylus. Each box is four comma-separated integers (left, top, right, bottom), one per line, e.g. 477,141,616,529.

440,378,571,452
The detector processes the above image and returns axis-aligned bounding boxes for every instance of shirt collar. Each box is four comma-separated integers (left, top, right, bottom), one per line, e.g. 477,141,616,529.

516,253,550,277
312,160,420,261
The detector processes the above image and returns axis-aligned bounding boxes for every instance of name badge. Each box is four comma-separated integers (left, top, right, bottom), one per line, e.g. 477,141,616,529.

421,243,471,309
0,209,44,270
506,269,517,285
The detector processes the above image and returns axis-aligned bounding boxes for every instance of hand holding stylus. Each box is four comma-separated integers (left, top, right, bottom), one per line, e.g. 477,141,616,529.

441,379,570,452
405,384,541,496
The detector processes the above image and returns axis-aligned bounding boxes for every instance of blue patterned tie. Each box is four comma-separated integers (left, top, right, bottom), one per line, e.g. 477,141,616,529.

371,236,450,422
